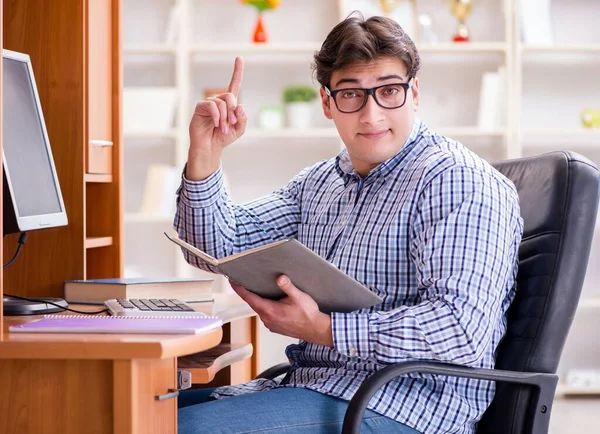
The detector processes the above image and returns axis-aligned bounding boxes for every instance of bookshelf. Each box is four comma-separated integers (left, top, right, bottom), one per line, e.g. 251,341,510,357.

122,0,514,276
122,0,600,396
121,0,514,374
0,0,123,303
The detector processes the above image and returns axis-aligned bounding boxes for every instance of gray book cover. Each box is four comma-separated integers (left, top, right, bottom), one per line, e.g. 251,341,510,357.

165,232,382,313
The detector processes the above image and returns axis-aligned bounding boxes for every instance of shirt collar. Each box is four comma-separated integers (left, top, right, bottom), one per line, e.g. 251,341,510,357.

335,118,424,182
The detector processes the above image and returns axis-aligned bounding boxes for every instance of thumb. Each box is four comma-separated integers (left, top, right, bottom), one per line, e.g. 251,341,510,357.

277,275,301,298
233,104,247,136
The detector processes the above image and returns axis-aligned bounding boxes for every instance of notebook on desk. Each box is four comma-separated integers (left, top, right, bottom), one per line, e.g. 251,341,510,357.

8,315,223,335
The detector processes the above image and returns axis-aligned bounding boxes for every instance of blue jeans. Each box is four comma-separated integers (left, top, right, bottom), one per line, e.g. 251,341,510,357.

178,387,421,434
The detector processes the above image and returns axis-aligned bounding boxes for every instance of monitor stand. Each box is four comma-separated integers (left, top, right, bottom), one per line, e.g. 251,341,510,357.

3,296,68,315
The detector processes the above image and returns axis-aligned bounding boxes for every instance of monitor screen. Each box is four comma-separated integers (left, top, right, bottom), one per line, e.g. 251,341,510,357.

2,50,67,233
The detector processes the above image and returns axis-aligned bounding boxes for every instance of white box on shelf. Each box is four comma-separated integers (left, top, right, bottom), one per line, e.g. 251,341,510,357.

164,3,181,45
139,164,181,218
520,0,554,44
566,369,600,389
477,67,505,130
123,87,178,134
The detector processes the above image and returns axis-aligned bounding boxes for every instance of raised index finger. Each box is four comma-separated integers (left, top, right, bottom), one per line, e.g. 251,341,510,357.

228,56,244,98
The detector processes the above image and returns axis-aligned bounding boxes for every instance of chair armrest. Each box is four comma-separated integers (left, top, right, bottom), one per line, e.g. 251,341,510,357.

255,362,291,380
343,361,558,434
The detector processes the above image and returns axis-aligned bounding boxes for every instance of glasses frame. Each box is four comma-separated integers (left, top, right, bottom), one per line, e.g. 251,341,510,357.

324,78,414,114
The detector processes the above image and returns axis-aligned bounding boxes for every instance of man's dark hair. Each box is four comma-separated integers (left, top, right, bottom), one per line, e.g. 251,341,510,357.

312,14,421,88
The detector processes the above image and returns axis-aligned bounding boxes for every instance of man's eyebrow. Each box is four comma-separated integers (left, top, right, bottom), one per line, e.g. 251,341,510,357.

377,74,405,82
333,78,360,87
333,74,406,88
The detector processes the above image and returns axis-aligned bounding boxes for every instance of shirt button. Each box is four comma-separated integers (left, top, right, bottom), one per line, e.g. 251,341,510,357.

349,346,357,355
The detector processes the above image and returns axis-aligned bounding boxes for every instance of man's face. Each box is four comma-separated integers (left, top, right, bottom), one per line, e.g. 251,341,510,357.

320,57,420,177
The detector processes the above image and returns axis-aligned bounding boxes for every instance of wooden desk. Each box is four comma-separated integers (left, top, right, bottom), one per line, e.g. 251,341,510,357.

0,293,258,434
186,292,260,386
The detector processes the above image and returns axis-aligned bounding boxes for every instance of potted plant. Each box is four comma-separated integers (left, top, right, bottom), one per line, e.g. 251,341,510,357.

283,85,318,129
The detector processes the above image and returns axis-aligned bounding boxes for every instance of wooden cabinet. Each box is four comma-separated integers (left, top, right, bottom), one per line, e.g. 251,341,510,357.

114,358,178,434
0,358,178,434
0,358,179,434
1,0,122,299
87,0,114,175
0,321,223,434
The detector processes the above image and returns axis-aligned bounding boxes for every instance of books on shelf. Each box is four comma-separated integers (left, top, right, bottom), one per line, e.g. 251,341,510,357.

63,277,214,305
123,87,178,135
164,3,180,45
164,232,383,314
520,0,553,44
9,315,222,335
139,164,182,218
477,66,506,130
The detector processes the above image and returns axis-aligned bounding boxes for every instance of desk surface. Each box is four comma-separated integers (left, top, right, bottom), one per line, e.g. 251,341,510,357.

0,292,253,361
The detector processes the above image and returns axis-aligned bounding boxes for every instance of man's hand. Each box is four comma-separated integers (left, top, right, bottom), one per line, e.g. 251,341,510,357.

229,275,334,348
187,56,247,180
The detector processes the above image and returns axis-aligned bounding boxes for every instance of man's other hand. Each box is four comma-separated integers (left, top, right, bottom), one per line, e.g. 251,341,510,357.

229,275,334,348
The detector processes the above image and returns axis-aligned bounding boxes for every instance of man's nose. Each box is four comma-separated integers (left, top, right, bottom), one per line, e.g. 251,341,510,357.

359,94,385,125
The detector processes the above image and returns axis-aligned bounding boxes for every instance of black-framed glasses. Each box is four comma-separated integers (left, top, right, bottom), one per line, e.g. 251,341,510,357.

324,79,414,114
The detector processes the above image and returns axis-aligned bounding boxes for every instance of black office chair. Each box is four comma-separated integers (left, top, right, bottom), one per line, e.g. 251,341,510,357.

257,151,600,434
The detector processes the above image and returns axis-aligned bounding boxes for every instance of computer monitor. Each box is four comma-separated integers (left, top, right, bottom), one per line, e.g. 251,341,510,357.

2,49,69,315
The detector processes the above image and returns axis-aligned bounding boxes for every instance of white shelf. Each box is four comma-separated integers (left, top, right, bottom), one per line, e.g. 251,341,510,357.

242,128,339,139
522,44,600,54
124,213,173,223
521,128,600,138
436,127,506,137
123,44,177,54
556,384,600,397
240,127,504,141
418,42,508,54
124,130,178,140
189,42,508,56
578,297,600,309
190,43,321,55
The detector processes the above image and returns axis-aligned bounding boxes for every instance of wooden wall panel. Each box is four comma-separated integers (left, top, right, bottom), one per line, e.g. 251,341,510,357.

2,0,86,298
112,0,124,278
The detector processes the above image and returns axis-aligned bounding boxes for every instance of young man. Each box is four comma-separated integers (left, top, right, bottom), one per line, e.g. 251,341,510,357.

175,15,523,434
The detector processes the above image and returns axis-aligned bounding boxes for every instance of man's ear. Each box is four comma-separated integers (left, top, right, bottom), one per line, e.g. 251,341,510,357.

411,77,420,111
320,87,333,119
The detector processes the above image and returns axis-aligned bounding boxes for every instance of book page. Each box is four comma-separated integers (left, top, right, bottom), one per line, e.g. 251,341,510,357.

164,231,288,265
164,232,219,266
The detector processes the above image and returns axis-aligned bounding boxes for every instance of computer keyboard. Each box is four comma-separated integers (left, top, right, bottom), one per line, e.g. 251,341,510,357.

105,298,208,317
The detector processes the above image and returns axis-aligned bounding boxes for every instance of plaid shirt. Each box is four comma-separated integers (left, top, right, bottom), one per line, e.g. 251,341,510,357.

174,120,523,434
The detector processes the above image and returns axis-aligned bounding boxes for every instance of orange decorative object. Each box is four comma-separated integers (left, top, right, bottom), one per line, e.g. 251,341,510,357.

241,0,279,43
253,14,268,43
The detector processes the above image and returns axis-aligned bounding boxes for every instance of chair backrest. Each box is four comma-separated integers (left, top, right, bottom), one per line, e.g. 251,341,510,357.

477,151,600,434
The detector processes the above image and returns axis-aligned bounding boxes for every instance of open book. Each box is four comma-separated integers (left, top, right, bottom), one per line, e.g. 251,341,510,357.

164,232,383,313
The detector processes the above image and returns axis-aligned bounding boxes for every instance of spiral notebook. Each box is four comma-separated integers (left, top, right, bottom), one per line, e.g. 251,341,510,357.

9,315,223,335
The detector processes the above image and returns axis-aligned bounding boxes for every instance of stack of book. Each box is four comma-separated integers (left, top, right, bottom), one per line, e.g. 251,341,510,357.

63,277,214,305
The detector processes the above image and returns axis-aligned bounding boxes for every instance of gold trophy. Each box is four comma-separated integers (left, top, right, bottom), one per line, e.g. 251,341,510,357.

378,0,419,41
378,0,400,16
448,0,473,42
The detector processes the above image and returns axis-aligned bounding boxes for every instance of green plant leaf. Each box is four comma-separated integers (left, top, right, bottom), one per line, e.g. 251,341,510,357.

283,85,318,103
